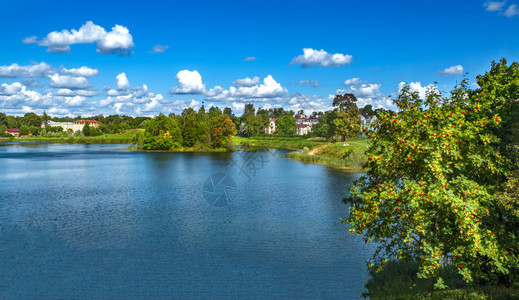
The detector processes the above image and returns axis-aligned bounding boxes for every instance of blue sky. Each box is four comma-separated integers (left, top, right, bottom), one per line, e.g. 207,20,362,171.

0,0,518,116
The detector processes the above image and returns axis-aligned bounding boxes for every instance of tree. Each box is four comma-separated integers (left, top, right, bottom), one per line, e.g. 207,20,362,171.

181,108,198,147
473,59,519,286
360,104,375,116
41,111,50,127
242,103,255,120
276,115,297,135
0,113,7,127
83,121,91,136
19,125,29,136
210,115,236,148
344,80,515,297
332,93,361,141
137,114,183,150
223,107,234,118
22,112,42,127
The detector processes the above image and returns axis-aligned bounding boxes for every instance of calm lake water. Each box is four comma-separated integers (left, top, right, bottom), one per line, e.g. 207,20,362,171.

0,143,372,299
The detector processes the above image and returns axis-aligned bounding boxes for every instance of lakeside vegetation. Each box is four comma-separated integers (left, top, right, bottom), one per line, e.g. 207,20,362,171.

0,131,138,144
287,137,369,169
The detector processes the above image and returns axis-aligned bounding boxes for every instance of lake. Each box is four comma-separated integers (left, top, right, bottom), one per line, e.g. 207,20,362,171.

0,143,372,299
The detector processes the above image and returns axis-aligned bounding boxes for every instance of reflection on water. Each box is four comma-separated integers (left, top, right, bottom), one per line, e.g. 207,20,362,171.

0,143,372,299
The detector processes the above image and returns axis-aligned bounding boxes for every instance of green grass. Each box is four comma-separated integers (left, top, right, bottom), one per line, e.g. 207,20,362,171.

288,137,369,169
364,260,519,299
232,135,327,150
0,130,141,144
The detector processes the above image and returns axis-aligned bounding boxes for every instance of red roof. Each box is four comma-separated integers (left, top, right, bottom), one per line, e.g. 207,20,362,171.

297,124,309,128
74,120,102,125
6,129,19,133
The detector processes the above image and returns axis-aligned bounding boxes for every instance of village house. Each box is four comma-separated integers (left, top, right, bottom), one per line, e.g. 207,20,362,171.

265,118,276,134
43,120,102,133
359,114,377,132
5,129,19,137
296,124,311,135
294,113,321,135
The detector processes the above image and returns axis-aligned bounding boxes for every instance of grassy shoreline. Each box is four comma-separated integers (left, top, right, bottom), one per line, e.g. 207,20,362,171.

1,134,370,170
233,136,369,170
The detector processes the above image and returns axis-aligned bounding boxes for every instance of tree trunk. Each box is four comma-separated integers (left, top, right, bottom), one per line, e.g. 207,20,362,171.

426,277,437,298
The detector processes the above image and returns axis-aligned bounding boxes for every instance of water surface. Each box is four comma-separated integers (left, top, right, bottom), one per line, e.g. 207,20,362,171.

0,143,371,299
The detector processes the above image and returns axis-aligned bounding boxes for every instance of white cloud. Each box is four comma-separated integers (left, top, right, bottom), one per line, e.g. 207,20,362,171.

53,88,98,97
24,21,134,55
335,81,396,110
232,76,260,87
296,80,320,88
344,77,367,86
205,75,287,102
285,93,331,114
231,102,245,114
116,73,130,90
189,99,201,110
438,65,464,76
59,66,98,77
0,82,95,115
0,82,24,95
0,62,54,78
48,74,91,89
169,70,206,94
290,48,353,68
484,1,507,11
149,45,169,53
504,4,519,17
243,56,257,62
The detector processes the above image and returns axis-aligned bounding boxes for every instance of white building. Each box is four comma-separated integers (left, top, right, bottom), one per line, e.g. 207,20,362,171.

294,114,321,135
265,118,277,134
360,114,377,131
296,124,311,135
43,120,102,133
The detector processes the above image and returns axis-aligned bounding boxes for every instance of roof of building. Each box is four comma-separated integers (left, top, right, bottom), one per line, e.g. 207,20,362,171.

48,121,74,125
297,124,309,128
6,129,19,132
73,120,102,125
269,118,277,122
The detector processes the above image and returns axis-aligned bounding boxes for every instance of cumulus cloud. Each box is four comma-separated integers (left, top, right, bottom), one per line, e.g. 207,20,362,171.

0,62,54,78
504,4,519,17
232,76,260,87
24,21,134,55
438,65,464,76
296,80,320,88
205,75,287,102
290,48,353,68
344,77,367,86
0,82,24,95
0,82,90,115
149,45,169,53
484,1,507,11
53,88,98,97
285,93,331,113
48,74,91,89
335,81,396,110
243,56,257,62
59,66,98,77
116,73,130,90
0,62,99,81
169,70,206,94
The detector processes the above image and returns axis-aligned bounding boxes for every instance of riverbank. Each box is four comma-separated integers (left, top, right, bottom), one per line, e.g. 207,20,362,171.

0,132,137,144
232,136,369,170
